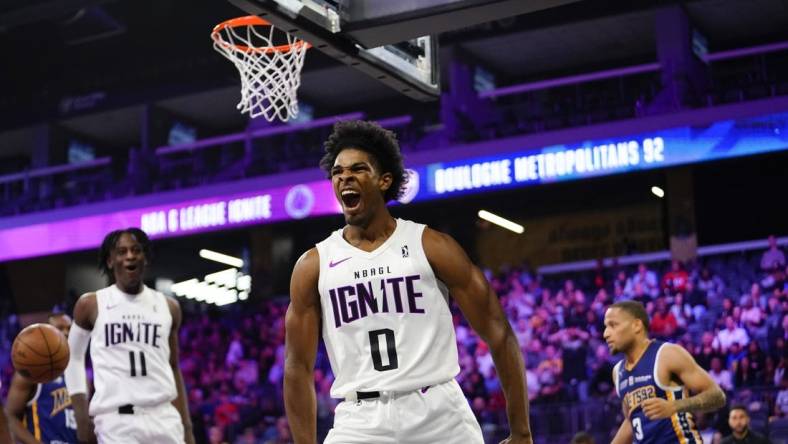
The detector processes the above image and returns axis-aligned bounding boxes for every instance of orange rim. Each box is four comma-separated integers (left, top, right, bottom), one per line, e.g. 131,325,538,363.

212,15,311,54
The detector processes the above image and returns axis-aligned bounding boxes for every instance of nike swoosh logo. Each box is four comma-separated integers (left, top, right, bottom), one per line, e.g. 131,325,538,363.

329,257,352,268
106,304,119,310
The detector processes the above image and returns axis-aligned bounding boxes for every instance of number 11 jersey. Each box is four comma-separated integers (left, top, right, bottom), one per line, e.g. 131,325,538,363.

88,285,177,416
316,219,460,398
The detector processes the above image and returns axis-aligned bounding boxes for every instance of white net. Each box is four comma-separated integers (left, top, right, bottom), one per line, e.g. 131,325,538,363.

212,17,309,122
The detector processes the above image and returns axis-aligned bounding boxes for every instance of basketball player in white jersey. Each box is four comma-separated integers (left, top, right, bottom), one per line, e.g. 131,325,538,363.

285,121,532,444
64,228,195,444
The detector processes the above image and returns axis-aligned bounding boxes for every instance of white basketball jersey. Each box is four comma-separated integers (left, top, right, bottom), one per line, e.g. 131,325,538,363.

316,218,460,398
88,285,177,415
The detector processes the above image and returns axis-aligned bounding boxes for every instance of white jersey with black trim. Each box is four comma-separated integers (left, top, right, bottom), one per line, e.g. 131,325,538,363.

316,218,460,398
88,284,177,415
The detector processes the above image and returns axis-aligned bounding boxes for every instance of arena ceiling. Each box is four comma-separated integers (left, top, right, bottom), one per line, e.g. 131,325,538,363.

0,0,786,151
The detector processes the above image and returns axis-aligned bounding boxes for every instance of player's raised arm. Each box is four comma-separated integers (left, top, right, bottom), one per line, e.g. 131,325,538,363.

167,297,195,444
284,248,322,444
642,343,726,420
64,293,97,444
4,372,40,444
423,228,532,444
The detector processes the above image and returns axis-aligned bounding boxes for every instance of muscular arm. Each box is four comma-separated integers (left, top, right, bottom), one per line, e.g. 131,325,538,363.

0,402,13,444
423,228,531,442
167,297,195,444
643,344,726,420
67,293,97,444
4,373,39,444
283,249,321,444
664,344,727,413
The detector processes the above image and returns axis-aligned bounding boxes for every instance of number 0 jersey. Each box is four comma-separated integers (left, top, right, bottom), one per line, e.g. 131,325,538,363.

614,340,703,444
88,285,177,415
316,219,460,398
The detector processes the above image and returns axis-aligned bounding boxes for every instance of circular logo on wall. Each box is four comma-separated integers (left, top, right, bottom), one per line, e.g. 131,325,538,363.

285,184,315,219
397,169,420,204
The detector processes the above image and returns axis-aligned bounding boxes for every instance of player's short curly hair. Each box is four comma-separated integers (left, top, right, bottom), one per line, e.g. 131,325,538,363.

319,120,408,202
98,228,152,281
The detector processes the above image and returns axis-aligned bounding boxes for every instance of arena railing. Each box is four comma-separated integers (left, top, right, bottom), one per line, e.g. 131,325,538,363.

0,156,111,186
538,235,788,275
480,39,788,100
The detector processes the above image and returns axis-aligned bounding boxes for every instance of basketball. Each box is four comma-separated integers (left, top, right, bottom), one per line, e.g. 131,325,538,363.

11,323,70,384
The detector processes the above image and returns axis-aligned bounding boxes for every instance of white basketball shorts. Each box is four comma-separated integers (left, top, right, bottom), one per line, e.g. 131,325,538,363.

93,402,184,444
324,379,484,444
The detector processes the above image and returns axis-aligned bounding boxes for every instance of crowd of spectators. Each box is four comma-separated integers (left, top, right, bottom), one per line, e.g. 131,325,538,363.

1,240,786,443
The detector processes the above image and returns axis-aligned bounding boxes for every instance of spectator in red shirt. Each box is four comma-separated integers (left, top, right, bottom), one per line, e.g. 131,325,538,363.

214,393,240,430
662,259,689,294
650,298,678,339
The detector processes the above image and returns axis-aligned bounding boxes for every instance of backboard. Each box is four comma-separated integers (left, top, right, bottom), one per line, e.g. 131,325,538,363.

226,0,581,101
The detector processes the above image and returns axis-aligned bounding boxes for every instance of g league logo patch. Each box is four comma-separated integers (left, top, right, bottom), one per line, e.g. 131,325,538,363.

402,245,409,258
285,184,315,220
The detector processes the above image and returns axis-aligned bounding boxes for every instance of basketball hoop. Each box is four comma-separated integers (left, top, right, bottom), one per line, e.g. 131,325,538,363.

211,16,310,122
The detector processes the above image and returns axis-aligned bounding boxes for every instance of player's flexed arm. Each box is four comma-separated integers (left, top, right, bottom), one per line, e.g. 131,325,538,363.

284,248,322,444
423,228,532,444
641,344,726,420
64,293,98,444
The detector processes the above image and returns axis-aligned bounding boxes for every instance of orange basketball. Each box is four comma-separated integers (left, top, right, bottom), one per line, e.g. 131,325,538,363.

11,323,70,384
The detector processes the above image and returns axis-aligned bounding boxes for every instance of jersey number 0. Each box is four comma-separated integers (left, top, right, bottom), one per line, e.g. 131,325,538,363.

369,329,398,371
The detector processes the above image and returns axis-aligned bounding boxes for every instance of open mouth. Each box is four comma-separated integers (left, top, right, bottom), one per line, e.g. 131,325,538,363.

340,189,361,209
124,264,140,273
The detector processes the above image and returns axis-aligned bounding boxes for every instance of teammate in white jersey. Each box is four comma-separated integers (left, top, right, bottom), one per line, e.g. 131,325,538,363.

64,228,194,444
284,120,532,444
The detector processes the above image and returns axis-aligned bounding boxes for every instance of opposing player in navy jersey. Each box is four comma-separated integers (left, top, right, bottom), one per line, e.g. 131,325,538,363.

64,228,194,444
285,120,532,444
5,313,78,444
605,301,726,444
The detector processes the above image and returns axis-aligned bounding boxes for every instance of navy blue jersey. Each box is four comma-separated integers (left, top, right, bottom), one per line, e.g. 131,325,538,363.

24,376,78,444
615,340,702,444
